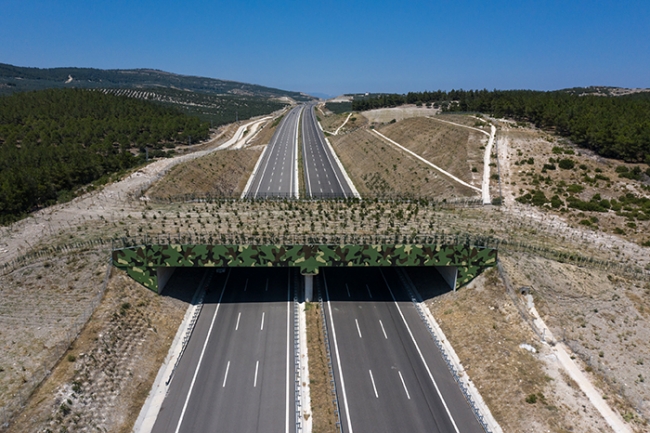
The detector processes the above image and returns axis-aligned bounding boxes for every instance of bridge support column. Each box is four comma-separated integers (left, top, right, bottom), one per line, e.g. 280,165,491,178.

156,267,177,295
304,274,314,302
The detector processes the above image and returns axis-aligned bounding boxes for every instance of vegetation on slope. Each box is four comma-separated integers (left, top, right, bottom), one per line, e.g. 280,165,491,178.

0,62,312,101
353,90,650,163
100,87,288,126
0,88,209,223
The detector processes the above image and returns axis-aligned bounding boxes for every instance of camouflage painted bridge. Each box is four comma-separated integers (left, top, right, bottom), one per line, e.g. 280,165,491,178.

112,235,497,298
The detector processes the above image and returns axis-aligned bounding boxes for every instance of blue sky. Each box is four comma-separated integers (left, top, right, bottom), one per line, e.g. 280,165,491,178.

1,0,648,96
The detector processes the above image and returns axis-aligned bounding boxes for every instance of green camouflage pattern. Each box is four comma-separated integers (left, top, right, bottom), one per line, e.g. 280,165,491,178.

113,244,496,292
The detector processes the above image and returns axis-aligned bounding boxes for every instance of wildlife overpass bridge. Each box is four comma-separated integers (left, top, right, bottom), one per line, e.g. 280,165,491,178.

112,235,497,299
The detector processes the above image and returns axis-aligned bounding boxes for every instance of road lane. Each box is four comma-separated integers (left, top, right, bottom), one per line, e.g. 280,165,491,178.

301,104,355,198
152,268,295,433
322,267,484,433
245,106,303,198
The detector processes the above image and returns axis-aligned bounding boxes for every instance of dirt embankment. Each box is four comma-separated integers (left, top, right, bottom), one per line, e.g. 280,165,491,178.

421,264,644,432
5,270,188,433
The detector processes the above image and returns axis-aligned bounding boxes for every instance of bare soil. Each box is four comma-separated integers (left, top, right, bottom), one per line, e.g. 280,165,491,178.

146,147,263,200
421,266,625,432
361,105,439,124
0,251,107,426
5,269,187,433
500,252,650,428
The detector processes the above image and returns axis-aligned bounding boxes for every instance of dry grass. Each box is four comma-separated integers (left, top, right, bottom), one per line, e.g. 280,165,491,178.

318,112,350,133
0,251,107,424
500,252,650,428
305,302,338,433
146,148,263,199
5,269,187,433
420,267,618,433
329,128,477,198
378,116,484,186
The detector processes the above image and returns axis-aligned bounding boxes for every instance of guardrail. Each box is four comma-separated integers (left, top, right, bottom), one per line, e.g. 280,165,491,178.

293,271,303,433
165,270,213,386
317,280,343,433
395,268,494,433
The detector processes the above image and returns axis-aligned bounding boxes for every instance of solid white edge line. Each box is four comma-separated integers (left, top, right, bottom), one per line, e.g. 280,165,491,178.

369,370,378,398
254,360,259,387
379,269,461,433
222,361,230,387
241,138,271,199
379,320,388,339
323,272,354,433
398,371,411,400
285,269,291,433
174,269,230,433
355,319,362,338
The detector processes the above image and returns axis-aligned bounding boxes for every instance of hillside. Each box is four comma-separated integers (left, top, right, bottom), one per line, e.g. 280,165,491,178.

0,63,313,101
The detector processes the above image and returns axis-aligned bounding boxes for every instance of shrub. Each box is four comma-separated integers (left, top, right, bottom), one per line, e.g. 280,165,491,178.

558,159,575,170
567,184,584,193
525,394,538,404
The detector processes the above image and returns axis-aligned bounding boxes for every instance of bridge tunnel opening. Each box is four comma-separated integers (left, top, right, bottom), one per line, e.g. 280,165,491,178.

155,266,456,305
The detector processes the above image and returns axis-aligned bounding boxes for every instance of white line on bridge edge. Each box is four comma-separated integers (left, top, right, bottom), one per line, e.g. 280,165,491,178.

174,270,230,433
398,371,411,400
369,370,379,398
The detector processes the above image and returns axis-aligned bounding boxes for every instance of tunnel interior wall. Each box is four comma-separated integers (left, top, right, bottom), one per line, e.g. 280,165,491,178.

113,244,497,292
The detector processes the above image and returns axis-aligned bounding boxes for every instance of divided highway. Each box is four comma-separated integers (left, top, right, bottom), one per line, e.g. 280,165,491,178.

152,268,296,433
301,104,356,198
244,106,303,198
322,267,485,433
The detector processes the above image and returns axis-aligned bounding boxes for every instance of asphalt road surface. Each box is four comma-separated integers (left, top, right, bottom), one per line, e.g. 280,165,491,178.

301,104,355,198
245,105,303,199
152,268,296,433
322,267,485,433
